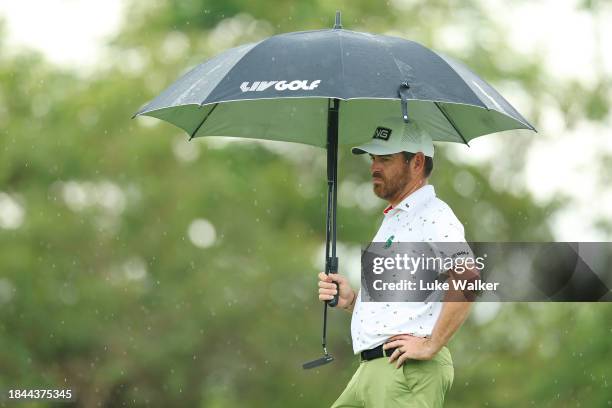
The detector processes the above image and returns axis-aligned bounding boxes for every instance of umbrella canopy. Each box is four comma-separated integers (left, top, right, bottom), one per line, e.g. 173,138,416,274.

134,25,535,147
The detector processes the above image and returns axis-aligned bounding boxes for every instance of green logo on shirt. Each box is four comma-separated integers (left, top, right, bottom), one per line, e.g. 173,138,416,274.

384,235,395,248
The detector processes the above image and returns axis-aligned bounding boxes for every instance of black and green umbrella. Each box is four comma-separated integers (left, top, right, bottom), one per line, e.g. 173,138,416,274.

134,11,535,369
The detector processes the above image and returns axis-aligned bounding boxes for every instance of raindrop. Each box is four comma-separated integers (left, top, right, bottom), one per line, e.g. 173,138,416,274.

188,219,216,248
0,192,25,229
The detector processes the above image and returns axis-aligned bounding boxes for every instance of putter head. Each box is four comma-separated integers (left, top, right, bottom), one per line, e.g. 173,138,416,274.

302,354,334,370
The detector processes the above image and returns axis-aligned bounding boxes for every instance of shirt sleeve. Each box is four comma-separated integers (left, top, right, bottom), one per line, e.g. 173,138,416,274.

424,203,474,276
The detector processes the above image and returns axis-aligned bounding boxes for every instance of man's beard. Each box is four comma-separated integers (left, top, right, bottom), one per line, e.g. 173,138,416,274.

372,172,411,201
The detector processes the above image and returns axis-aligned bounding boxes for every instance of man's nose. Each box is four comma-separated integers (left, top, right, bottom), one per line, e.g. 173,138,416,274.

371,160,383,174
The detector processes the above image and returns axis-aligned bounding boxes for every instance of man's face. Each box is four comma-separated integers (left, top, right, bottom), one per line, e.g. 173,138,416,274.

369,153,412,201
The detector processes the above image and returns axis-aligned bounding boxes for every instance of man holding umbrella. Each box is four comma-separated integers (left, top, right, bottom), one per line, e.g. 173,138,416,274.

318,117,473,407
134,11,533,406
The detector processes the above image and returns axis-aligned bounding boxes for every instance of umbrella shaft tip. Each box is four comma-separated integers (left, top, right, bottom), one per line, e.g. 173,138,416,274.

334,10,343,29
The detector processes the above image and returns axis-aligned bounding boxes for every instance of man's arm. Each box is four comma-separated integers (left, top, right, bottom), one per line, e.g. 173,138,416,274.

383,270,475,368
342,289,357,313
427,268,476,351
428,292,472,353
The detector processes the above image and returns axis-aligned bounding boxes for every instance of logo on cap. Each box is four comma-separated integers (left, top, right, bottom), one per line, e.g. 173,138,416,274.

373,127,392,141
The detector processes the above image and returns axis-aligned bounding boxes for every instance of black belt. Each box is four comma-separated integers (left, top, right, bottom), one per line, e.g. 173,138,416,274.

360,344,397,361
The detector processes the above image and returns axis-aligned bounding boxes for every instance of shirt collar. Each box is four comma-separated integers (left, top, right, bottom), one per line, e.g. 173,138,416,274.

382,185,436,215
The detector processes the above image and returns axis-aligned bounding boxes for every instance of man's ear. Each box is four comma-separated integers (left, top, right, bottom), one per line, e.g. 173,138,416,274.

410,152,426,175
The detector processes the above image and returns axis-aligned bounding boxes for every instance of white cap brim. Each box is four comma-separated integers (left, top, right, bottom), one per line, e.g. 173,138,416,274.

351,142,404,155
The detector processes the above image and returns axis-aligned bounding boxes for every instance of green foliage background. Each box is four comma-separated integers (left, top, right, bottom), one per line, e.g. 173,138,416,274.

0,0,610,407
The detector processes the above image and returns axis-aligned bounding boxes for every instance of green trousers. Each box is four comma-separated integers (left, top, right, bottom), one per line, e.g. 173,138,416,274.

331,347,454,408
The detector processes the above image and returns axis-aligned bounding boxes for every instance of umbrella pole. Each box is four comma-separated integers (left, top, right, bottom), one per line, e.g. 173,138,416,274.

322,98,340,351
301,98,340,370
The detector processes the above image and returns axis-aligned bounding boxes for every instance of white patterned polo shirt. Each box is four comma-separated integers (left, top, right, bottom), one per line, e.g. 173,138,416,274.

351,184,467,354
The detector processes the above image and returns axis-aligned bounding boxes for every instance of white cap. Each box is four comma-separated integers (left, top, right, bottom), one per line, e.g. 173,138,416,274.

351,117,434,157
